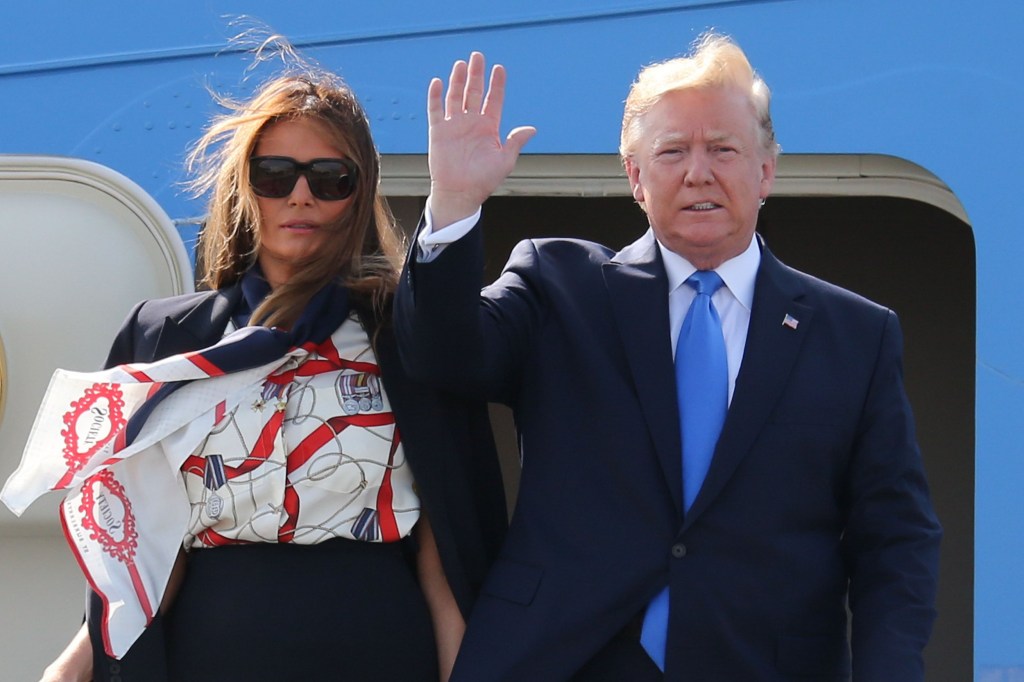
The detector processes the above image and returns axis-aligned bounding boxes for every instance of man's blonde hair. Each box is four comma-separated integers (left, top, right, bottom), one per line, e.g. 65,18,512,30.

620,32,779,159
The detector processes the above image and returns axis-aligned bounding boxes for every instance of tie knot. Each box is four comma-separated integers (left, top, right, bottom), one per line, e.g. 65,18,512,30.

686,270,724,296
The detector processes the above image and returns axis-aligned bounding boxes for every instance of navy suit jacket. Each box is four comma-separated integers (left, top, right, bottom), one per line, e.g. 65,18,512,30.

394,226,941,682
90,284,508,680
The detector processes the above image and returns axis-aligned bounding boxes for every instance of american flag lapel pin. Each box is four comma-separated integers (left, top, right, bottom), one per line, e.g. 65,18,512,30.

782,313,799,330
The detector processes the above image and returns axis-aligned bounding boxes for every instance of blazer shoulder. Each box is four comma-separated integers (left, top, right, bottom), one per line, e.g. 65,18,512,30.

129,289,225,328
105,288,233,367
504,238,618,283
519,236,616,263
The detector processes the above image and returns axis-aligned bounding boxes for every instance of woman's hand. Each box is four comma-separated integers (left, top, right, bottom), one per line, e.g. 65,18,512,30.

38,550,185,682
427,52,535,229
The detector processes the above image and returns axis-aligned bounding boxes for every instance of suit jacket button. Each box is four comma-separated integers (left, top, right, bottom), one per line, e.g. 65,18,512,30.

671,543,687,558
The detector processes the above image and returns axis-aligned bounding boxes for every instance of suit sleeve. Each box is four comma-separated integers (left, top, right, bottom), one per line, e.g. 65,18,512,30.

842,310,942,681
394,219,543,405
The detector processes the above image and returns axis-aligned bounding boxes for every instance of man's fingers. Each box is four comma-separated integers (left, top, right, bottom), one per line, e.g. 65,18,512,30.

445,59,468,117
427,78,444,126
430,51,533,164
506,126,537,156
463,52,486,113
481,64,506,122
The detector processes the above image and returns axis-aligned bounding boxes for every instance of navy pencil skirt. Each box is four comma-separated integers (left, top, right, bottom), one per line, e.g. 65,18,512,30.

90,537,438,681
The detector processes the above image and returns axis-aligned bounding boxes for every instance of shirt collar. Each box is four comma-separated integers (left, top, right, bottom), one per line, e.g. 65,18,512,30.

657,234,761,312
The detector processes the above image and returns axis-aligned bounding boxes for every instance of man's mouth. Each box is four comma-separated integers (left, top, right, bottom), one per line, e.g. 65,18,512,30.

686,202,720,211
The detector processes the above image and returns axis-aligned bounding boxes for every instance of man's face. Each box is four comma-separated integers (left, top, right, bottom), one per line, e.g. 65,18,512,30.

625,87,776,269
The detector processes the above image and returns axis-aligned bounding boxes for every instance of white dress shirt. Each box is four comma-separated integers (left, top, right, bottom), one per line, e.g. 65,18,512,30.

658,236,760,405
416,200,481,262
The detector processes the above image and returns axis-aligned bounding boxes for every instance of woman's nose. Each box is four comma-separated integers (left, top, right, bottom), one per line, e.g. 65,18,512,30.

288,174,316,204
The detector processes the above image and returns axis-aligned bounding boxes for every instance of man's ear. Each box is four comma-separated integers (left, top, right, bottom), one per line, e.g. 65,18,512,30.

759,154,777,198
624,157,645,205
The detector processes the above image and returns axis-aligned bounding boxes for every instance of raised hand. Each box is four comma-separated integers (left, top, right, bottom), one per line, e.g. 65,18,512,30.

427,52,536,229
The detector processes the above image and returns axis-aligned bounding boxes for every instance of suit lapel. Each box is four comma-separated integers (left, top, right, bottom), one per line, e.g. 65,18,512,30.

150,285,241,361
683,244,814,528
603,230,684,515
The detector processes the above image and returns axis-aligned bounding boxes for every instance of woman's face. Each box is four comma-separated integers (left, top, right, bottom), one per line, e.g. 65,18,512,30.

252,117,354,288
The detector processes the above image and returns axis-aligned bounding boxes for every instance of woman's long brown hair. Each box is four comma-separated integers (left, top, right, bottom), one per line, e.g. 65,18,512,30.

187,41,403,329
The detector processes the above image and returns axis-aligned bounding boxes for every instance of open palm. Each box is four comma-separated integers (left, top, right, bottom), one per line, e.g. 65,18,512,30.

427,52,535,228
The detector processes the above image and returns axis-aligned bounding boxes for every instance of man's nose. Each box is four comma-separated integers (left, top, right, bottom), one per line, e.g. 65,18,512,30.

683,153,714,185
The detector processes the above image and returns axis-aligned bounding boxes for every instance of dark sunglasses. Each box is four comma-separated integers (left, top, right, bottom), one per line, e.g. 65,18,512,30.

249,156,358,201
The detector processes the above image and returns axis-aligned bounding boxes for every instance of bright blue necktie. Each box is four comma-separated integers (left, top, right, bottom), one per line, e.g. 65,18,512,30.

640,270,728,670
